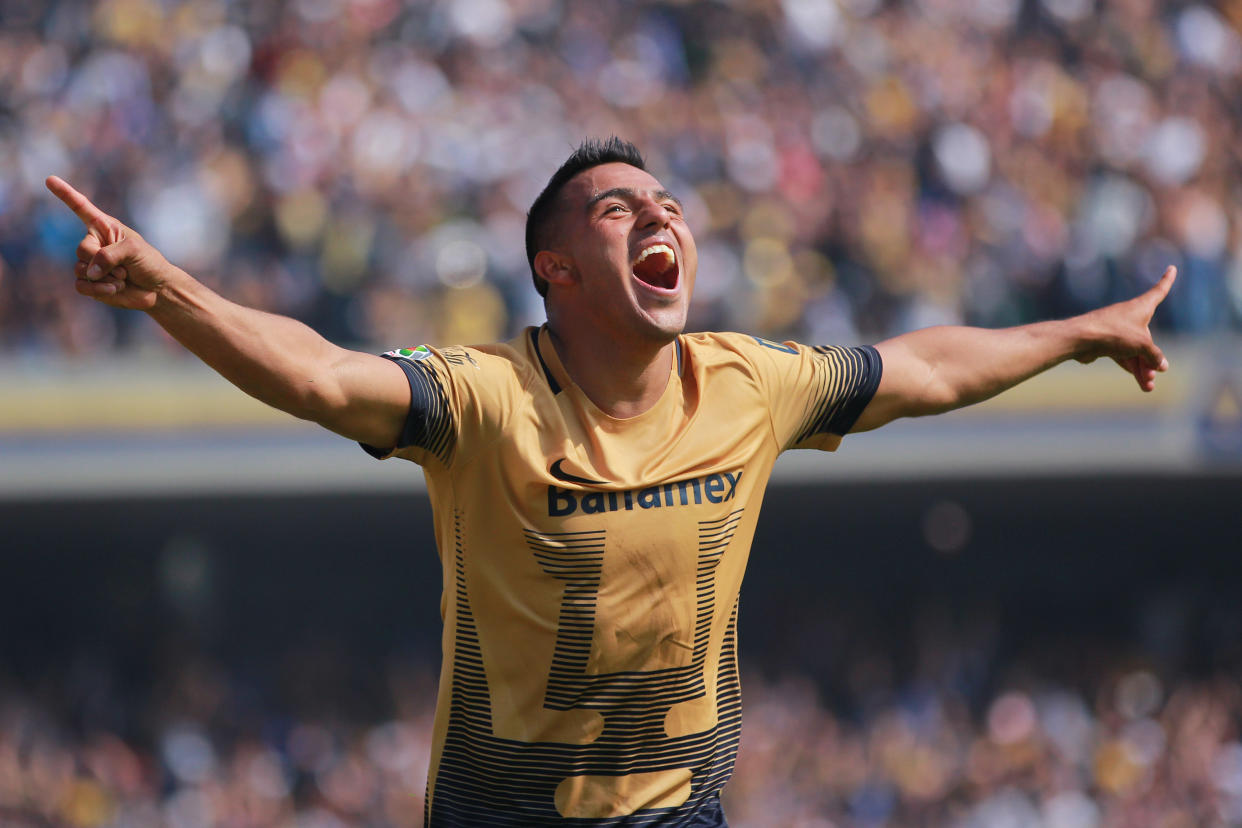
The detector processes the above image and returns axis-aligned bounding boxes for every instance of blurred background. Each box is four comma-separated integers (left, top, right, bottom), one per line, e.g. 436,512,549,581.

1,0,1241,825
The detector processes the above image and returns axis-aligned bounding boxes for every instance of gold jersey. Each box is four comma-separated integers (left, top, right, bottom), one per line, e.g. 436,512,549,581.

365,326,881,826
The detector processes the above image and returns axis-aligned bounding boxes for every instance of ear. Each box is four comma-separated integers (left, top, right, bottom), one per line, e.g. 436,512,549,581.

535,250,575,289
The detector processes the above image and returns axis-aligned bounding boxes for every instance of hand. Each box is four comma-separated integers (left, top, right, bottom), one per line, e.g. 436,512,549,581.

45,175,171,311
1074,265,1176,392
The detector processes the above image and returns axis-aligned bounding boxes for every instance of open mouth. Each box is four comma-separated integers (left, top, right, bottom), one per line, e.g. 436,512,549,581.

632,243,679,291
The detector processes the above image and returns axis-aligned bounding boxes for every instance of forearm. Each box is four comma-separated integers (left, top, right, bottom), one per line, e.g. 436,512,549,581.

879,318,1089,416
857,270,1172,433
148,268,350,421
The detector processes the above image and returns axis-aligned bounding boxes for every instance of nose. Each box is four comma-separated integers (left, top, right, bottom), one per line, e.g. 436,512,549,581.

636,196,673,229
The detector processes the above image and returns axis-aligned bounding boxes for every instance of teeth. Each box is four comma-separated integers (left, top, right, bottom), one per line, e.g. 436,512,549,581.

634,243,675,267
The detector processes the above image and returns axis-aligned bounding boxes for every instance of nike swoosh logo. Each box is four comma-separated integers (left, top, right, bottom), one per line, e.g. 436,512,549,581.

549,458,606,486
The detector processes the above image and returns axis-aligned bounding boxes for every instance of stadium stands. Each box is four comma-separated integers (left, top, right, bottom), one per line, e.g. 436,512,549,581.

3,1,1242,824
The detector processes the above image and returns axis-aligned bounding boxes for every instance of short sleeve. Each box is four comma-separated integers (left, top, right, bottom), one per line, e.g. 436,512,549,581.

746,337,883,452
359,344,492,467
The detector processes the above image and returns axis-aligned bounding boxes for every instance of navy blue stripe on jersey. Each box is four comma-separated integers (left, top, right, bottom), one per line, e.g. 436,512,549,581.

532,327,563,394
794,344,882,445
426,512,744,826
360,354,456,465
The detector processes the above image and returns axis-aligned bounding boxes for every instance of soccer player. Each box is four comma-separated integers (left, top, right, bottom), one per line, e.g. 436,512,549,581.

47,137,1173,826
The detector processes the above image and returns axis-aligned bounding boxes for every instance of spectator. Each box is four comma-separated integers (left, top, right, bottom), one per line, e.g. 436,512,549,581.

2,0,1239,360
5,611,1242,826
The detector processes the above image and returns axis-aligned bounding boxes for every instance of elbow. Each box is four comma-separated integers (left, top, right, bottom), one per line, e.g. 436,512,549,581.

279,379,345,425
906,369,963,418
927,381,965,415
907,392,960,419
917,375,1002,417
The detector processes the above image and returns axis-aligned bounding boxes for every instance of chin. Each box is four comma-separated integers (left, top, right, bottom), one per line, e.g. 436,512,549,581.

636,309,687,342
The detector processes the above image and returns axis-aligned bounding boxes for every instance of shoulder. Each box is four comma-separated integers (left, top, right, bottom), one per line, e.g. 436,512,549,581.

683,331,804,352
682,330,773,355
681,331,807,372
385,330,541,385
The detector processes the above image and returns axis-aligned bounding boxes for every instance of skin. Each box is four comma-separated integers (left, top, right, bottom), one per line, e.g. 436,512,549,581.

857,280,1173,432
45,166,1174,441
535,162,698,418
45,175,410,448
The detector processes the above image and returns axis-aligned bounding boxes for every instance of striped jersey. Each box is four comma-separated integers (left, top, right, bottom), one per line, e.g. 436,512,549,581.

364,326,881,825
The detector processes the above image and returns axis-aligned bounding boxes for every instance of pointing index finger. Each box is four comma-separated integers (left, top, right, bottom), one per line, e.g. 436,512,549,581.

45,175,111,231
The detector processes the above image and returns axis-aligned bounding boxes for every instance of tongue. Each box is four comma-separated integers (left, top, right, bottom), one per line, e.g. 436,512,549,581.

634,252,677,289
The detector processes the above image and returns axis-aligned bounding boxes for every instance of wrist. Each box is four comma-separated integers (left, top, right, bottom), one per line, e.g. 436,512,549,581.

1063,312,1106,363
145,266,198,318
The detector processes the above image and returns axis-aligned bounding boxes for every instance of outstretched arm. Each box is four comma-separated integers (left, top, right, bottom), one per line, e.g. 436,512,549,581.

45,176,410,447
852,266,1176,432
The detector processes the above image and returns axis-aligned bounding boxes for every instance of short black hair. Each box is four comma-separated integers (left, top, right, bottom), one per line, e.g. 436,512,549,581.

525,137,647,298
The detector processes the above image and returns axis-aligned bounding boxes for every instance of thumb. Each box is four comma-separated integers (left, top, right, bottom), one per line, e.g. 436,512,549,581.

85,236,140,281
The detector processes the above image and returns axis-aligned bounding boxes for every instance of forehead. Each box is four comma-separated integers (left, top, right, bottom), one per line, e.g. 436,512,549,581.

563,162,666,205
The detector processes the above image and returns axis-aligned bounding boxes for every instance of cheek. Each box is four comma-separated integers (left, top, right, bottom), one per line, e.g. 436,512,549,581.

588,231,629,266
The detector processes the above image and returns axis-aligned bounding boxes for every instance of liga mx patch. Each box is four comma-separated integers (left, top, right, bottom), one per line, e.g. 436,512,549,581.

386,345,433,362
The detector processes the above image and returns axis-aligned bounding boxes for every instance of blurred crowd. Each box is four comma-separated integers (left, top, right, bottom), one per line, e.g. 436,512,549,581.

730,671,1242,827
2,0,1242,359
4,634,1242,826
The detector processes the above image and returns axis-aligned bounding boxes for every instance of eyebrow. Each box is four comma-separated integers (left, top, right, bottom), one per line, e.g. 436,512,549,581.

587,187,684,212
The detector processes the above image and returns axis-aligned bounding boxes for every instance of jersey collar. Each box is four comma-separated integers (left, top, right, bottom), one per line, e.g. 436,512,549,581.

533,324,684,394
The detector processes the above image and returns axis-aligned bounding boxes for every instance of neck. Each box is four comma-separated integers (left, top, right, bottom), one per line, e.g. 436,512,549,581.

546,322,675,419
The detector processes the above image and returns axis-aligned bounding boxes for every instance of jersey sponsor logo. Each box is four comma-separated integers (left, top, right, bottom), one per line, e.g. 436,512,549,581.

547,470,743,517
385,345,433,361
549,458,606,486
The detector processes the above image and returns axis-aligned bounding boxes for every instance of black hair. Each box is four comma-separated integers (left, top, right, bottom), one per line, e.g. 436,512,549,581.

525,137,647,298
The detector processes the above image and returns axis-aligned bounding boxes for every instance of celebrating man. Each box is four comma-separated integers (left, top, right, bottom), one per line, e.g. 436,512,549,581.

48,136,1172,826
